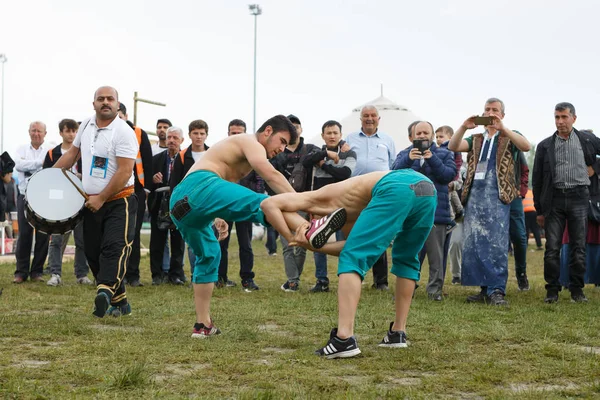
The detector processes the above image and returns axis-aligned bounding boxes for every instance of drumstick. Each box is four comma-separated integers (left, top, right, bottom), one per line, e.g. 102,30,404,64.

61,168,89,201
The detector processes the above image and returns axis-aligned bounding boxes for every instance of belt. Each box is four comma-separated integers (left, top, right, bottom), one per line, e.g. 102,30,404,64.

553,186,588,194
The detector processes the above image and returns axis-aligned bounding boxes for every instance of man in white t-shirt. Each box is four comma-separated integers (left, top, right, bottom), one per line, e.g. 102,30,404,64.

13,121,49,283
54,86,139,318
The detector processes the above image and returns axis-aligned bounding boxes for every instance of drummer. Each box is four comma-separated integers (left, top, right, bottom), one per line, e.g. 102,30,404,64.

54,86,139,318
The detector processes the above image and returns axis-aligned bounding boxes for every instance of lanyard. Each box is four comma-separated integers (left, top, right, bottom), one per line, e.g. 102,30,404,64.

478,132,498,162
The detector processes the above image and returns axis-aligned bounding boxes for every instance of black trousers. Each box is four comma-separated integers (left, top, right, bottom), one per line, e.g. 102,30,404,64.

525,211,542,248
126,187,147,281
218,220,255,282
14,194,49,279
83,195,137,306
544,187,588,294
149,213,185,280
372,252,388,285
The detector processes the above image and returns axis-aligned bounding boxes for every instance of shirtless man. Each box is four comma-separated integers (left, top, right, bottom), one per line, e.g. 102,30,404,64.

261,169,437,358
169,114,346,338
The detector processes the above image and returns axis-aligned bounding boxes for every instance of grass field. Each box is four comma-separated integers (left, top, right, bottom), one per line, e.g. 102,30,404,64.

1,238,599,399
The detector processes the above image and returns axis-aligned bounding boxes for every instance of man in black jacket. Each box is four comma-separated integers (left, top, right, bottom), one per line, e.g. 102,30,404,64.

118,103,153,287
270,115,318,292
149,126,186,285
533,102,600,303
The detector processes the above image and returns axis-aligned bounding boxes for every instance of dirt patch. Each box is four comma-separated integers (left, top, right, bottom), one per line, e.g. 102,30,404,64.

153,363,210,382
339,375,370,385
261,347,294,354
388,377,422,386
89,324,143,332
12,360,50,368
256,323,290,337
577,346,600,355
509,382,579,392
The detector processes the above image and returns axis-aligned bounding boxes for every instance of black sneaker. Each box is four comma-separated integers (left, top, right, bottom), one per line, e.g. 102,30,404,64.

371,283,389,291
428,292,443,302
571,293,588,303
216,278,236,288
544,292,559,304
451,277,461,285
466,289,489,304
310,280,330,293
242,280,260,292
379,322,408,348
315,328,361,359
517,274,530,291
488,291,509,306
93,292,110,318
281,281,299,292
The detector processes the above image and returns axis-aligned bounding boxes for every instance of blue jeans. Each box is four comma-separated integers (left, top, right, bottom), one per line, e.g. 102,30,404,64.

313,230,344,282
265,226,278,254
509,197,528,276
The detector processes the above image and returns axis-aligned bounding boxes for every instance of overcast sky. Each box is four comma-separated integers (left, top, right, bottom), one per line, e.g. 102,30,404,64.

1,0,598,156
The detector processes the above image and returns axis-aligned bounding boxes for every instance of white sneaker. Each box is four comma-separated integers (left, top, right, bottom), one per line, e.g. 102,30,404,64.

77,276,93,285
47,274,62,286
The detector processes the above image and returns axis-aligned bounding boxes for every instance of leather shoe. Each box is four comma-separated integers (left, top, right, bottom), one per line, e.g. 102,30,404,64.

128,279,144,287
13,276,25,284
31,275,45,283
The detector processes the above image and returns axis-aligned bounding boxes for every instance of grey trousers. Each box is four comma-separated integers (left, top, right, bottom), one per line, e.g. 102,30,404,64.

424,224,449,295
48,222,89,278
448,221,463,279
280,235,306,284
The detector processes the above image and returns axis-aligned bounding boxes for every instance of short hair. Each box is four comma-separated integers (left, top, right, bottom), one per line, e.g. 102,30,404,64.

157,118,172,128
228,119,246,131
166,126,184,138
59,119,78,132
555,102,576,116
118,103,127,115
407,120,421,138
29,121,47,132
257,115,297,145
415,121,435,137
93,86,118,100
321,120,342,134
189,119,209,134
485,97,505,114
435,125,454,137
360,105,379,116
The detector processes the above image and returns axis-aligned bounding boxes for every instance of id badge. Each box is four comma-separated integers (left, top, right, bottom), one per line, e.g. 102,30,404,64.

90,156,108,178
474,161,488,180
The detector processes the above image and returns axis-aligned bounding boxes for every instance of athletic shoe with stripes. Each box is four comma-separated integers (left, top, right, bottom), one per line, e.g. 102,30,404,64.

315,328,361,359
378,322,408,348
191,322,221,338
106,303,132,317
306,208,347,249
92,292,110,318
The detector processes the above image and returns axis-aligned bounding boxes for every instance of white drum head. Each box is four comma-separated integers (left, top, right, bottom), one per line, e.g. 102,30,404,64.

26,169,85,221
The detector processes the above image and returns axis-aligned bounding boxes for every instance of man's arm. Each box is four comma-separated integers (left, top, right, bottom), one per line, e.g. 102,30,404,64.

531,142,545,218
85,157,135,212
244,143,295,194
425,150,456,185
15,147,44,172
448,116,478,152
140,130,154,191
502,128,531,152
53,146,81,170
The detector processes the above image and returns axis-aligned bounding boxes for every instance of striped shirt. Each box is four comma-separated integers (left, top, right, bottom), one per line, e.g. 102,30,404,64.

554,130,589,189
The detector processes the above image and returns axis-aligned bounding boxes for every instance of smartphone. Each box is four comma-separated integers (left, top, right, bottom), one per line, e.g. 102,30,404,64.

413,139,430,154
473,116,493,126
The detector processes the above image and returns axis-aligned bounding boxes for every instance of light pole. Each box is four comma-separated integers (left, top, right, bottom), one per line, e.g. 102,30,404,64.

248,4,262,134
0,54,7,154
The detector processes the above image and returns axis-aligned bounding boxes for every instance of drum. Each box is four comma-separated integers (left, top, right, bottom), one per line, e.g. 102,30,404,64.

24,168,86,234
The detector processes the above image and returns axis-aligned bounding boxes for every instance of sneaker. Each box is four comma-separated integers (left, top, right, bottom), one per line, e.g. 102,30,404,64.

571,293,588,303
77,276,93,285
306,208,347,249
216,279,236,288
191,322,221,338
428,292,443,301
281,281,299,292
106,303,132,317
315,328,361,359
47,274,62,287
488,291,509,306
379,322,408,348
92,292,111,318
268,252,277,257
451,276,461,285
544,292,559,304
517,274,530,291
242,280,260,292
466,289,489,304
310,280,330,293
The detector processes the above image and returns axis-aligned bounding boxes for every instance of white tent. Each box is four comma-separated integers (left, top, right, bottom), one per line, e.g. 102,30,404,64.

307,95,421,156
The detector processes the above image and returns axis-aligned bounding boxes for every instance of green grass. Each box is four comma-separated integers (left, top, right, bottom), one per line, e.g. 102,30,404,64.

1,240,599,399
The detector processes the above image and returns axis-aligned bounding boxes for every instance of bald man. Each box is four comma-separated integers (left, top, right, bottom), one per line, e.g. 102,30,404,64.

55,86,139,318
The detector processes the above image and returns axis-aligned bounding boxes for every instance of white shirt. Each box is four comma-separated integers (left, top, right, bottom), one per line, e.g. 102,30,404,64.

152,143,167,156
15,142,48,195
191,151,206,162
74,115,138,194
